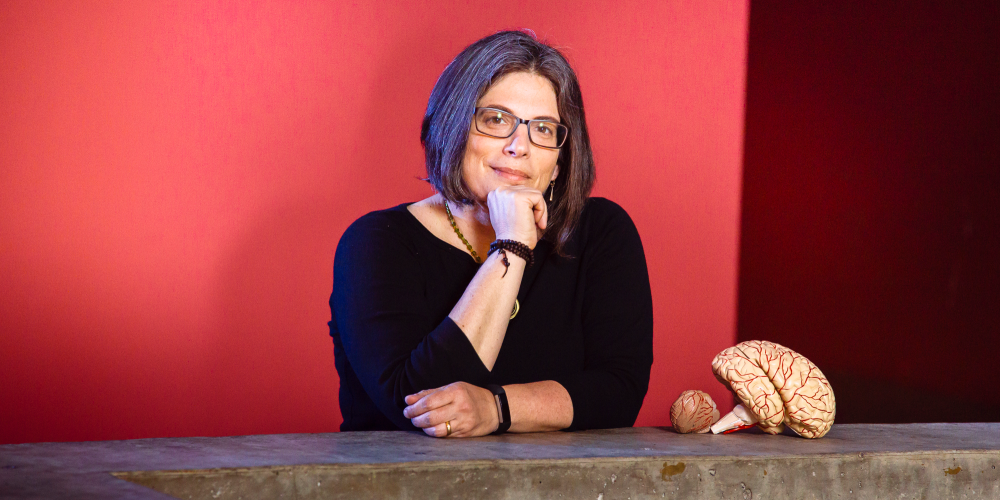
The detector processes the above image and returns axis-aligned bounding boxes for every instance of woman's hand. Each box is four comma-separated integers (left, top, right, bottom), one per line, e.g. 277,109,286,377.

487,186,547,249
403,382,500,438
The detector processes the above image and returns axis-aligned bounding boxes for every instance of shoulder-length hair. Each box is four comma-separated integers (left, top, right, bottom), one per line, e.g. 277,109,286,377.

420,30,595,257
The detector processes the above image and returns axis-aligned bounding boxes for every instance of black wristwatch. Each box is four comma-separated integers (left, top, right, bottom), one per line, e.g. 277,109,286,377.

486,384,511,435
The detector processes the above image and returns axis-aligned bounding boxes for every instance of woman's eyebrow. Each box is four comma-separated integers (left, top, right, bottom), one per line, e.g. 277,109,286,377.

483,104,561,123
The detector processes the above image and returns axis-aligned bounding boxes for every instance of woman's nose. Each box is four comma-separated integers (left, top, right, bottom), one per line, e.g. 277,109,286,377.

503,124,530,157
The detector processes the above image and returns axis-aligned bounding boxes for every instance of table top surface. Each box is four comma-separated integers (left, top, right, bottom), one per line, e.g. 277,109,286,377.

2,423,999,498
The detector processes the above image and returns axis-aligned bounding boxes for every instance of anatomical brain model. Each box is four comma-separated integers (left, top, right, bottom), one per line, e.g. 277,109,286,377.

669,390,720,434
710,340,836,438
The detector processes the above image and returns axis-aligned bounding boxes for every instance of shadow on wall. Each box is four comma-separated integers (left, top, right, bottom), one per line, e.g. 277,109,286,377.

738,0,1000,424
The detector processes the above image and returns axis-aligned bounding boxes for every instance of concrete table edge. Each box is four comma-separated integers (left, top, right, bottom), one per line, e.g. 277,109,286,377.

2,423,999,499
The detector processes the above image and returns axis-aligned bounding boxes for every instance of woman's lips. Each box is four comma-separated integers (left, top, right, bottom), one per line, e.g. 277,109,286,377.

490,165,529,181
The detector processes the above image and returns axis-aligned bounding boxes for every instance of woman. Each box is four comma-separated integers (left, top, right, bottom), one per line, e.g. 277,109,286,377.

329,30,652,437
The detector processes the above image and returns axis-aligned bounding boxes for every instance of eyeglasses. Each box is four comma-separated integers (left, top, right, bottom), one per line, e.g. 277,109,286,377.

473,107,569,149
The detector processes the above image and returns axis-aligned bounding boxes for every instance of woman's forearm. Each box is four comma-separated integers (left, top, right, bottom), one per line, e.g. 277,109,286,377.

504,380,574,432
447,251,526,371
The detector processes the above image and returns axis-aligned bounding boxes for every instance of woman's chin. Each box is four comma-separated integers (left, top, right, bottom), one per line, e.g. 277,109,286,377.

468,177,538,200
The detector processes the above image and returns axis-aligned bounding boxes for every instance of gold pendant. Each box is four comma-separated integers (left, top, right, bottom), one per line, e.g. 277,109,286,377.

510,299,519,320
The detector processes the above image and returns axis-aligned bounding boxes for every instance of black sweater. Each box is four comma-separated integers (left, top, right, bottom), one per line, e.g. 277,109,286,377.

329,197,653,431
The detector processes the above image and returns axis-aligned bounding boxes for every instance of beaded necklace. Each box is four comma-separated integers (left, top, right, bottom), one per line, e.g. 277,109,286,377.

444,199,482,264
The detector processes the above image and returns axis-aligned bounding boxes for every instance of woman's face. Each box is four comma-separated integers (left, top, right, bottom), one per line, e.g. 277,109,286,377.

461,71,561,202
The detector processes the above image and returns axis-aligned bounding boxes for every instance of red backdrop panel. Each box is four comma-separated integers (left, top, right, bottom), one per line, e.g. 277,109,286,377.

0,1,748,444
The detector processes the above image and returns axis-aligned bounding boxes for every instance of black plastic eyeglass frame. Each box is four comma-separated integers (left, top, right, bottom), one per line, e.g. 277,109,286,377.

473,107,569,149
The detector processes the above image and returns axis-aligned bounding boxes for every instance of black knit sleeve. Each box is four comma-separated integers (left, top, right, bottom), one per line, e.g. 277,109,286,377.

332,212,492,430
552,199,654,430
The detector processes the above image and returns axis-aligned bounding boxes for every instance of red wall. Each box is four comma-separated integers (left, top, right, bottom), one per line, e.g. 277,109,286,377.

739,2,1000,422
0,1,748,444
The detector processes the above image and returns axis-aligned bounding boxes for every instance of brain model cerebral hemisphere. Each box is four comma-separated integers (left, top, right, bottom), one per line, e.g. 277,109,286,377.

710,340,836,438
670,390,720,434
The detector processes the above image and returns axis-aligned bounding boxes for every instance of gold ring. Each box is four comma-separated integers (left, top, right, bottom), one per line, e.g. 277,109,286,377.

445,420,452,437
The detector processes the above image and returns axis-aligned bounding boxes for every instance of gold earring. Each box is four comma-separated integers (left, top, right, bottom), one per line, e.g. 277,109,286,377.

549,180,555,201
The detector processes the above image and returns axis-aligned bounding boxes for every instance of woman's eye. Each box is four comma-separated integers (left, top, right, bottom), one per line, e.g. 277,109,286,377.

533,124,553,136
485,112,508,124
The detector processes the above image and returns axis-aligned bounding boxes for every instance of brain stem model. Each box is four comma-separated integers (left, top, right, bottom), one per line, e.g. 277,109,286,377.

670,390,720,434
710,340,836,439
709,403,759,435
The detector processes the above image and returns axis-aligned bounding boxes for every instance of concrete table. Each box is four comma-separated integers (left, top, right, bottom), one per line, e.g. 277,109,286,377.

1,424,998,499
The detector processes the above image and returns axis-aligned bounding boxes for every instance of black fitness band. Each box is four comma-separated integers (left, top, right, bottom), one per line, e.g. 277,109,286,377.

486,384,511,435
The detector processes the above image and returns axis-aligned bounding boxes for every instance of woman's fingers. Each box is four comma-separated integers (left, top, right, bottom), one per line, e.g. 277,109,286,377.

488,186,548,246
403,388,452,419
404,382,496,438
404,389,434,406
530,190,548,231
406,389,453,427
408,398,466,437
423,420,458,438
410,404,458,431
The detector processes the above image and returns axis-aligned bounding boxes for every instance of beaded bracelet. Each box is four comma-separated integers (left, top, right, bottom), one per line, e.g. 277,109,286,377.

488,239,534,277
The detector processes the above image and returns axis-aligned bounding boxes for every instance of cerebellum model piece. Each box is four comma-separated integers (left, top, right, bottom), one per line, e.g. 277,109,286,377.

669,390,720,434
711,340,836,439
